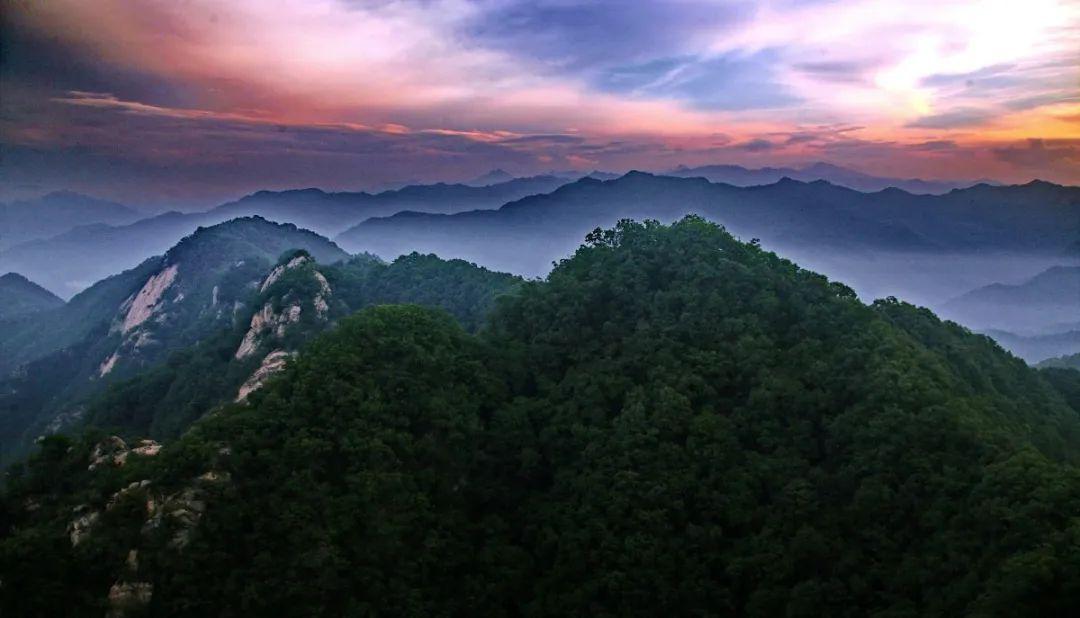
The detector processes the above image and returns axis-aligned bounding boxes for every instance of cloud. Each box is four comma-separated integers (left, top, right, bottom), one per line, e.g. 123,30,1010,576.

904,107,996,129
907,140,960,152
920,64,1017,88
596,50,801,111
465,0,750,72
792,60,877,84
1004,92,1080,111
3,0,1080,200
992,138,1080,168
735,138,777,152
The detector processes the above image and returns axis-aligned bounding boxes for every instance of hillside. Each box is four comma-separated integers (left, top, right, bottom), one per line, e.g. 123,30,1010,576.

0,191,140,251
80,250,520,443
0,272,63,320
3,218,1078,616
0,218,350,461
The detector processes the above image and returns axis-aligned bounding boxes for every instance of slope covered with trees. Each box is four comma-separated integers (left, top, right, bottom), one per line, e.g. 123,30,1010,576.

3,218,1078,616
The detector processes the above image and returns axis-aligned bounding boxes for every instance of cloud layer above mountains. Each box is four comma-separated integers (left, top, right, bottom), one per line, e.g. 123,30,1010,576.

2,0,1078,205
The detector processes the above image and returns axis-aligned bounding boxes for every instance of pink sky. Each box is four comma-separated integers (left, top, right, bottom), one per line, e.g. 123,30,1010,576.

1,0,1077,205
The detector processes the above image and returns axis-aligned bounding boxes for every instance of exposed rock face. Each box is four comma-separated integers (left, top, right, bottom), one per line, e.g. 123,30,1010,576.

236,350,293,401
89,436,129,470
88,437,161,470
260,254,310,292
234,256,334,359
68,506,100,546
98,352,120,377
106,581,153,617
108,480,152,511
235,302,302,359
144,484,211,549
131,439,161,457
313,270,332,317
120,263,179,333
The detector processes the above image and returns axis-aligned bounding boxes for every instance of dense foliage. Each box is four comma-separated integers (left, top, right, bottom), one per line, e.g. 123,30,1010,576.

82,251,519,442
3,218,1078,616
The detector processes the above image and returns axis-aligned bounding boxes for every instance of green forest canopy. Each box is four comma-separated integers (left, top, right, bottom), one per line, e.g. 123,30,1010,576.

3,217,1079,617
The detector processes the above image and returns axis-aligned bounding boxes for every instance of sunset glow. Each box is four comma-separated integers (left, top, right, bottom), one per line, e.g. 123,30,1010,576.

1,0,1077,205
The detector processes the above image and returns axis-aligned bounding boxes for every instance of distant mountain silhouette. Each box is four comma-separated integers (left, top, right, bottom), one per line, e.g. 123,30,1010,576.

0,211,211,299
1037,352,1080,370
0,272,64,320
942,266,1080,332
668,161,989,194
465,168,515,186
983,328,1080,364
0,191,140,251
335,172,1080,277
208,174,571,237
0,176,572,296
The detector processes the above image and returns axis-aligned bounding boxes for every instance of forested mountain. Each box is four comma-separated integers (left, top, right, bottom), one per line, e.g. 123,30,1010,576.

0,191,140,251
0,273,63,320
80,250,519,445
3,218,1078,616
940,265,1080,332
0,218,349,463
668,161,984,194
0,216,518,466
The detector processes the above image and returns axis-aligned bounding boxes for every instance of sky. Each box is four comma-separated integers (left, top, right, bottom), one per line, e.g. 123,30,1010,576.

1,0,1078,208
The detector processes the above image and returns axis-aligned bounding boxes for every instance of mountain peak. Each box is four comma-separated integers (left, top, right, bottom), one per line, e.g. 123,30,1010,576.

466,168,515,186
620,170,656,180
0,271,65,319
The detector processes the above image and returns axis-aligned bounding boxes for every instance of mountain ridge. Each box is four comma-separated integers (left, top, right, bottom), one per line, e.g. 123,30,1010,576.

336,172,1080,279
0,272,64,320
4,217,1079,616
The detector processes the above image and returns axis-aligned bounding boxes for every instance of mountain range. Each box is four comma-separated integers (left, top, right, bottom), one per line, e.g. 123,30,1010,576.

667,161,990,194
336,172,1079,275
940,266,1080,332
0,191,141,251
0,176,567,298
3,217,1079,616
2,171,1078,364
